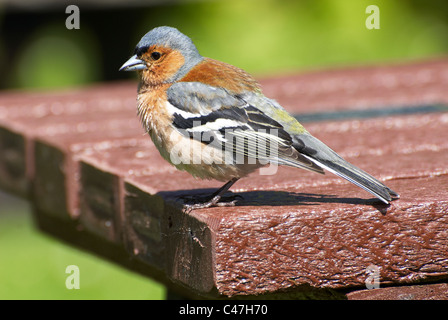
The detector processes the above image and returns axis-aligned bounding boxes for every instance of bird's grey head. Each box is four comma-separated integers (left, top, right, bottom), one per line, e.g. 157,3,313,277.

135,27,200,58
120,26,203,82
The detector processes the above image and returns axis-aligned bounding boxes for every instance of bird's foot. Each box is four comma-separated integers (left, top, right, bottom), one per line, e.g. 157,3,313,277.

181,193,243,213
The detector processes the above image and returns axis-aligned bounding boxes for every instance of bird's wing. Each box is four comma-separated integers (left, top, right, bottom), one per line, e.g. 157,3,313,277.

166,82,324,173
167,82,399,203
238,90,399,203
230,90,399,203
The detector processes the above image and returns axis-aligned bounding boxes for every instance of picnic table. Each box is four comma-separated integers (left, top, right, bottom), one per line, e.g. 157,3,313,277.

1,58,447,299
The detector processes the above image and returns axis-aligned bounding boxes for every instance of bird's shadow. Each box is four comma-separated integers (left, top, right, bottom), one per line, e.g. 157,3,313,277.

158,188,390,214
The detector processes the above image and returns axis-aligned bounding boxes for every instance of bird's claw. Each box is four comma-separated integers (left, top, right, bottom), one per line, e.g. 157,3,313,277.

181,193,243,213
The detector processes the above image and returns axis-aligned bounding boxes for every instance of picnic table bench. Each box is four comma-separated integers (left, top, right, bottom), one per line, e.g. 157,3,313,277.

1,58,447,299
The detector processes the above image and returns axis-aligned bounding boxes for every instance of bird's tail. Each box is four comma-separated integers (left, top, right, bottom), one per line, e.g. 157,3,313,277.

293,133,399,204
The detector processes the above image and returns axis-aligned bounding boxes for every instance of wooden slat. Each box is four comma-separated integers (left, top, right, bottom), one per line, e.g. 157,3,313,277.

0,82,137,196
348,283,448,300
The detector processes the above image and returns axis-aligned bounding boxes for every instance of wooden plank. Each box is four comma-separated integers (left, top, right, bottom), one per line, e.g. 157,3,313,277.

261,58,448,112
76,108,447,297
0,82,136,196
32,117,145,219
0,126,27,196
347,283,448,300
121,112,448,297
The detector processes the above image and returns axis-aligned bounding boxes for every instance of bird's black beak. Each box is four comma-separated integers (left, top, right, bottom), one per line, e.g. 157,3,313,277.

119,55,147,71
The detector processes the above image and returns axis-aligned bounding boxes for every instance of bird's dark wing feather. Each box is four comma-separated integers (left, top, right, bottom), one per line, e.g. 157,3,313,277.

167,82,324,173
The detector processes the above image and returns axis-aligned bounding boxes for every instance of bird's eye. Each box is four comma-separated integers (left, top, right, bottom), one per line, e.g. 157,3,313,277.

151,52,161,60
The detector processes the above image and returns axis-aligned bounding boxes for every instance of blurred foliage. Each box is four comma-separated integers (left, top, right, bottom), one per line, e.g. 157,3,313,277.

2,0,448,89
12,23,100,89
1,0,448,300
137,0,448,76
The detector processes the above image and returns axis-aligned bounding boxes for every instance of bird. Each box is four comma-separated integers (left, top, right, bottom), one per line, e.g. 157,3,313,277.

120,26,399,211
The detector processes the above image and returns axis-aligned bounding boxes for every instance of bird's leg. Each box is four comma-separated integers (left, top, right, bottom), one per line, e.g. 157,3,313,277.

182,178,240,212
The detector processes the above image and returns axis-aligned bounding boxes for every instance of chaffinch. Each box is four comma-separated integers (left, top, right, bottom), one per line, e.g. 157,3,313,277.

120,26,399,210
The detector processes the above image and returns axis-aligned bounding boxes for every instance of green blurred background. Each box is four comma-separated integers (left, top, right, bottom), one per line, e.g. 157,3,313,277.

1,0,447,299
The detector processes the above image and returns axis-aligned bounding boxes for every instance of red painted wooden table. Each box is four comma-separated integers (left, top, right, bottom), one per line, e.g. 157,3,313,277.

1,58,447,299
